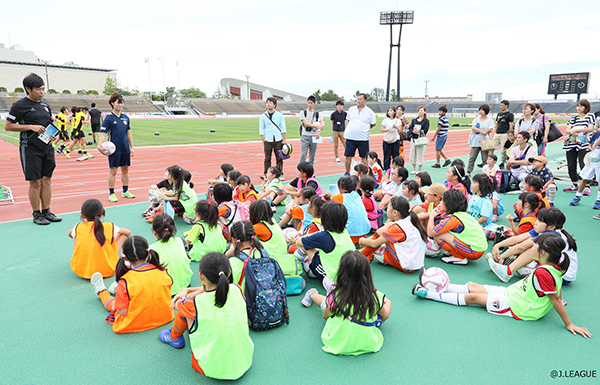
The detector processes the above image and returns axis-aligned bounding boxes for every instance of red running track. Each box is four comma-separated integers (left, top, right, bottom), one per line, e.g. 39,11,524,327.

0,129,504,222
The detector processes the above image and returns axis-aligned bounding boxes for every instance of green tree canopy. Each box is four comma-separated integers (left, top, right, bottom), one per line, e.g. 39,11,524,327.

180,87,207,98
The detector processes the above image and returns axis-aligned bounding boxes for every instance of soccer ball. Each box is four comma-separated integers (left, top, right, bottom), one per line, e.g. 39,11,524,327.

282,227,300,243
420,267,450,293
101,141,116,155
516,260,540,278
148,189,162,203
278,143,293,160
425,238,442,257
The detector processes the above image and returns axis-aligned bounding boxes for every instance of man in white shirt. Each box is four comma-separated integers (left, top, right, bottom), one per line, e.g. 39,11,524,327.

508,131,536,182
344,93,376,174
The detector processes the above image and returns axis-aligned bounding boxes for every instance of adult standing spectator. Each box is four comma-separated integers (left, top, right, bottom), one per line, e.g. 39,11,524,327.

492,100,514,168
97,93,136,202
259,97,287,178
344,93,377,175
467,104,494,175
330,100,347,163
299,95,324,165
89,102,103,144
562,99,596,193
533,103,551,156
381,106,400,170
407,106,430,175
515,103,539,136
4,73,62,225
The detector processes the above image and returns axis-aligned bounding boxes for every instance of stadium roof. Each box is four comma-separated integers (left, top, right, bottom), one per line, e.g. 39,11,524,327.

220,78,306,102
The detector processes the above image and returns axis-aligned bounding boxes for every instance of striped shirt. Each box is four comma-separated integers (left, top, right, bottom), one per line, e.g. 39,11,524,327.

437,115,449,137
563,113,596,152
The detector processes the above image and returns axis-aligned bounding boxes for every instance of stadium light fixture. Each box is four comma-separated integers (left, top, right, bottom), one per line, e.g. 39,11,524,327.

41,60,50,91
380,10,414,102
245,75,250,100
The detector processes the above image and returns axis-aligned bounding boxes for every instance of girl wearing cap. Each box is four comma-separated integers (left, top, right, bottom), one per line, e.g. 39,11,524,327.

412,183,446,228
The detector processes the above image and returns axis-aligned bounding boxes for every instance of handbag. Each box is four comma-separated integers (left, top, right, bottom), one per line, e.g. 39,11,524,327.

479,135,495,152
413,136,429,146
547,122,562,143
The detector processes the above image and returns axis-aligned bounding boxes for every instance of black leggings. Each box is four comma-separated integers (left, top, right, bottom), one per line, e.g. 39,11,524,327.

382,140,400,170
565,149,588,184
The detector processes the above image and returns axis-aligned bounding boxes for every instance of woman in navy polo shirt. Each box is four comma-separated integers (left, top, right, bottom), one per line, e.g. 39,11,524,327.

97,92,136,202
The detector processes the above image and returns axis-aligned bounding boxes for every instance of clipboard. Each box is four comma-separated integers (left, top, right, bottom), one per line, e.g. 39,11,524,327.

30,122,58,150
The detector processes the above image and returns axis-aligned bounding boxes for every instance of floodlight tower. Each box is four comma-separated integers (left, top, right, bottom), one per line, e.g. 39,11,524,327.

380,10,414,102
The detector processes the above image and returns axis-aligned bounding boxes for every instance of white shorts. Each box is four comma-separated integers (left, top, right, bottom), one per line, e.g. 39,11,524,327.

579,165,600,181
483,285,517,319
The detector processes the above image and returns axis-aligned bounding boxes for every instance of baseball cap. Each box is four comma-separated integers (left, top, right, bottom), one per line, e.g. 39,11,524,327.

421,183,447,197
528,155,547,165
584,150,600,168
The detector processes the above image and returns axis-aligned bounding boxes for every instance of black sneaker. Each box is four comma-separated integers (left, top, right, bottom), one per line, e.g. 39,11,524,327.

33,212,50,225
476,163,484,168
443,159,452,167
431,164,441,168
78,150,83,155
498,163,505,170
44,211,63,222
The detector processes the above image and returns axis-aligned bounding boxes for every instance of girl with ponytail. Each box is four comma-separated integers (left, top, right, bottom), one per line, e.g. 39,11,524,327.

413,233,591,338
69,198,131,279
160,252,254,380
225,221,267,290
359,196,427,273
149,214,193,296
90,235,174,333
186,199,227,262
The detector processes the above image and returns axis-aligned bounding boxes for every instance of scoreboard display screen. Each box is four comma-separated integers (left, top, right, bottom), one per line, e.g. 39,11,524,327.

548,72,590,95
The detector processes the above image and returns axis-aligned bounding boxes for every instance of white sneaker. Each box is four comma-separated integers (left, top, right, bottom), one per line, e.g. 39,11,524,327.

441,256,469,265
302,288,318,307
107,281,119,295
336,157,341,162
410,170,417,175
90,272,106,294
322,276,335,294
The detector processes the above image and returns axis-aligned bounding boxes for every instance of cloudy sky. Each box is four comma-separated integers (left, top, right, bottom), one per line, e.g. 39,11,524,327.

4,0,600,101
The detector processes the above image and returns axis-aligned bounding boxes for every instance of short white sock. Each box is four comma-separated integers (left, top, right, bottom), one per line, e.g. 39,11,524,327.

575,192,583,197
426,291,466,306
596,190,600,200
445,283,470,294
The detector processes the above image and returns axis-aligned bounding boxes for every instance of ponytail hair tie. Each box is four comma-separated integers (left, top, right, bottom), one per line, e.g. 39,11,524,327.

218,271,225,277
162,219,167,223
164,228,169,232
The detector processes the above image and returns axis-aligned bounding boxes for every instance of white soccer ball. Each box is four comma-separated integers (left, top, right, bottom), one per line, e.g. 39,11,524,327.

282,227,300,243
101,141,116,155
425,238,442,257
421,267,450,293
516,261,540,278
148,189,162,203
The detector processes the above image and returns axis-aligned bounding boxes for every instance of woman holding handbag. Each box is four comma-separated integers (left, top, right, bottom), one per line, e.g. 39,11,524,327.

381,106,400,170
408,106,430,175
533,104,551,156
562,99,596,193
467,104,494,175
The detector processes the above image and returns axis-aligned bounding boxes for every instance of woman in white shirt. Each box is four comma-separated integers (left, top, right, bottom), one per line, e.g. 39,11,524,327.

467,104,495,175
381,106,400,170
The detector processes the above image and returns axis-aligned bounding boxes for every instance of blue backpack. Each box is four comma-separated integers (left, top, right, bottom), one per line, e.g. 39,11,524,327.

237,248,289,331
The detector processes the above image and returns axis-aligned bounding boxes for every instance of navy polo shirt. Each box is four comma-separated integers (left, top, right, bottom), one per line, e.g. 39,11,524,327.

330,110,347,132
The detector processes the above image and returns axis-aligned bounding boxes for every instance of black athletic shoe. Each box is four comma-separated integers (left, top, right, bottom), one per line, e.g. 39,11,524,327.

431,164,441,168
443,159,452,167
476,163,484,168
33,212,50,225
44,211,62,222
498,163,505,170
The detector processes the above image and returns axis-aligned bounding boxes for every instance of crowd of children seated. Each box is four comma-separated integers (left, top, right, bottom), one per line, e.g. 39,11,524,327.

71,121,596,379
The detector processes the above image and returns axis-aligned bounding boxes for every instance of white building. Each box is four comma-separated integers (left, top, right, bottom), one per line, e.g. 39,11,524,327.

0,44,116,94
